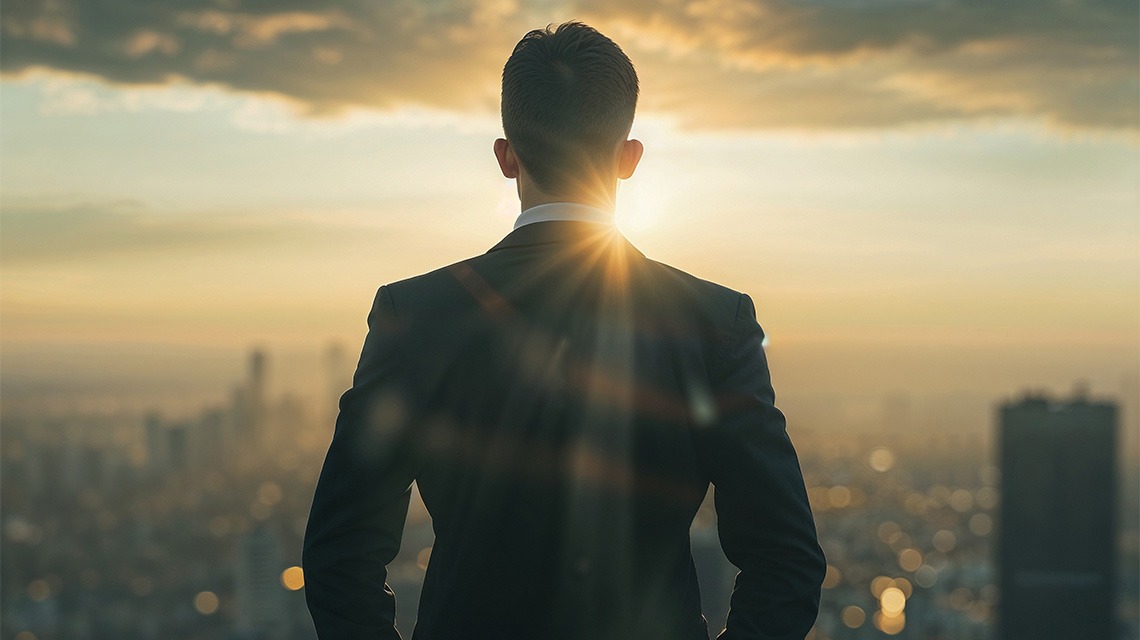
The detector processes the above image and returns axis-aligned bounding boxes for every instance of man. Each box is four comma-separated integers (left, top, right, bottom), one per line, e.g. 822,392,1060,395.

303,21,825,640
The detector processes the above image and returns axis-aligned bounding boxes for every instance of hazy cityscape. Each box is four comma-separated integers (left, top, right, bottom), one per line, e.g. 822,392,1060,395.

2,0,1135,637
2,346,1137,640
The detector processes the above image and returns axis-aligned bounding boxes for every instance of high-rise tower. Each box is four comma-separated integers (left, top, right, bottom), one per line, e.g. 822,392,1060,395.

996,390,1117,640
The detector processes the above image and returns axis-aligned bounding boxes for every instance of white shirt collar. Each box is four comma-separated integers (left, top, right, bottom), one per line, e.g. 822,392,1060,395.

512,202,615,230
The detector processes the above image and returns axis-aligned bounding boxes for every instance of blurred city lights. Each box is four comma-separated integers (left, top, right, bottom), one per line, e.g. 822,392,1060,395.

26,579,50,602
870,575,893,599
914,564,938,588
892,577,914,598
874,610,906,635
950,488,974,512
194,591,220,615
867,447,896,472
969,513,993,536
876,521,900,544
841,605,866,628
880,586,906,615
898,548,923,572
827,485,851,508
416,547,433,571
258,481,283,506
932,529,957,553
281,566,305,591
821,564,842,589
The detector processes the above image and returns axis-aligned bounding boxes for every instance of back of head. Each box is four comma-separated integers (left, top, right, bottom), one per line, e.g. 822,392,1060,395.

501,21,639,196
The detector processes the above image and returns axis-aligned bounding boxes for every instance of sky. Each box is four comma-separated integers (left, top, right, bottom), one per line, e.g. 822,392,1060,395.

1,0,1137,428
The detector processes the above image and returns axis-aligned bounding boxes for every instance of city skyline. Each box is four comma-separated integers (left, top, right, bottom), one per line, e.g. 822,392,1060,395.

3,346,1136,638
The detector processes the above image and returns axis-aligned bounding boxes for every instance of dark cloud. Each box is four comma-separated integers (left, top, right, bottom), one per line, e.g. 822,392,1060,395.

0,0,525,115
581,0,1139,130
1,0,1135,131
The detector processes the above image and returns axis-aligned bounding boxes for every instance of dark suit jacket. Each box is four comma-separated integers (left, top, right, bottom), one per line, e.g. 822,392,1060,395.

303,221,825,640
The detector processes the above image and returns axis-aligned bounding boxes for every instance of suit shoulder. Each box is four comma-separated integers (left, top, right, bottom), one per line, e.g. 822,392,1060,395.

641,257,744,320
371,254,485,317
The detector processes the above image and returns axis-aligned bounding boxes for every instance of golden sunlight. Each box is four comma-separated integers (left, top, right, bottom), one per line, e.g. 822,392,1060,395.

616,168,669,234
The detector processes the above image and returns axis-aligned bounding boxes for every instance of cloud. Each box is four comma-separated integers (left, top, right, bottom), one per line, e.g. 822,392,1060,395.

1,198,244,265
0,196,377,266
582,0,1139,132
0,0,1135,132
0,0,526,116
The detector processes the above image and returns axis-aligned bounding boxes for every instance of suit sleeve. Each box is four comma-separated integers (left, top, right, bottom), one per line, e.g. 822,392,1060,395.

302,285,420,640
696,293,826,640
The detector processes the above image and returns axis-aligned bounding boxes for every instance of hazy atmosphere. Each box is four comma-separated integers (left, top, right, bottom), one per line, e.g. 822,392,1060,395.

2,0,1137,425
1,1,1137,639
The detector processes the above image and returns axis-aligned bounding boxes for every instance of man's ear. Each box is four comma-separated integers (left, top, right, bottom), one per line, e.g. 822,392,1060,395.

617,139,644,180
494,138,520,179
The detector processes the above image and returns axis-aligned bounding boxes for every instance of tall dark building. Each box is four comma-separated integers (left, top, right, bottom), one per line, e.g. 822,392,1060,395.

232,348,269,448
235,527,288,638
248,348,268,419
997,391,1117,640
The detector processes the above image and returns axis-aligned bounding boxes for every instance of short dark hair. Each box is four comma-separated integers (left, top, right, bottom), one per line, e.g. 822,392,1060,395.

501,21,639,194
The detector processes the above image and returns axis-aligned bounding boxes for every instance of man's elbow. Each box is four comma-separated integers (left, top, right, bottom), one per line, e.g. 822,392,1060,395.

810,538,826,583
786,534,827,609
808,541,827,606
300,524,331,588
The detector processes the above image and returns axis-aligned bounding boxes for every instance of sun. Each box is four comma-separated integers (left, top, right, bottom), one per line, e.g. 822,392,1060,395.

615,167,669,235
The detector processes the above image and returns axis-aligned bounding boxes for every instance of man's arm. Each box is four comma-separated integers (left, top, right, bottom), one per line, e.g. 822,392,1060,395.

695,293,826,640
302,285,420,639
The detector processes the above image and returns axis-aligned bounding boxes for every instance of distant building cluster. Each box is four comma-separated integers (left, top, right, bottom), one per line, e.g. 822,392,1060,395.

1,346,351,640
1,351,1135,640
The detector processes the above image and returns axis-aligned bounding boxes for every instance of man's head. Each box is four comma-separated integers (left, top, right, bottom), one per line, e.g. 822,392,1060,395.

495,21,643,206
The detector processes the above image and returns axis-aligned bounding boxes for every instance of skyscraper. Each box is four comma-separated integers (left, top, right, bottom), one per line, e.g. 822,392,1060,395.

248,348,268,439
997,390,1117,640
231,348,269,450
249,348,268,408
234,526,288,639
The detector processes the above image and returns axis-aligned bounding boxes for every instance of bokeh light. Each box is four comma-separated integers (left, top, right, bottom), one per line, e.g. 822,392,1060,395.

914,565,939,588
258,481,283,506
841,605,866,628
822,564,842,589
26,579,50,602
193,591,219,615
827,485,852,508
416,547,433,571
874,610,906,635
880,586,906,615
892,577,914,599
868,447,896,472
932,529,957,553
281,566,305,591
898,548,923,572
949,488,974,512
870,575,894,599
969,513,994,536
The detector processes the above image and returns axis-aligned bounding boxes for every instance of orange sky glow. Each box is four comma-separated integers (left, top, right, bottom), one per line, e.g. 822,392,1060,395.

0,1,1136,431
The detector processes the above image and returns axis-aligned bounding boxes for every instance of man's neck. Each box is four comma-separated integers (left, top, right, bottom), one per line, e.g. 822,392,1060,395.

517,177,617,213
520,196,615,214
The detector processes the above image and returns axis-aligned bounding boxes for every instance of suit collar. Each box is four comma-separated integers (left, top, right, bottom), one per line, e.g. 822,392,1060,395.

513,202,615,230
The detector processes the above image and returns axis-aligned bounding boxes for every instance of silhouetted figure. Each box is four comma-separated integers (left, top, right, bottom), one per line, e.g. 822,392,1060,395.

303,21,825,640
